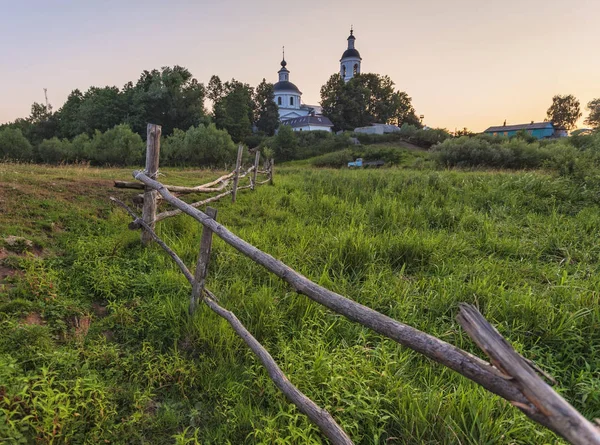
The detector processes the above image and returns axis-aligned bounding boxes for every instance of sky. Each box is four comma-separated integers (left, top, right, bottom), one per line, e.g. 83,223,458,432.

1,0,599,132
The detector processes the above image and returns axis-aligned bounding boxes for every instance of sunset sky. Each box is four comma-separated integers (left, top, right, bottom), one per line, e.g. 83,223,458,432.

1,0,598,132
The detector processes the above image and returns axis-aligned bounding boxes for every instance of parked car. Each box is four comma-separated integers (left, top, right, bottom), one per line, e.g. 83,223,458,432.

347,158,385,168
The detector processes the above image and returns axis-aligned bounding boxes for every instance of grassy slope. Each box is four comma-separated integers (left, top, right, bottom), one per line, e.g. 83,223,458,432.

1,162,600,444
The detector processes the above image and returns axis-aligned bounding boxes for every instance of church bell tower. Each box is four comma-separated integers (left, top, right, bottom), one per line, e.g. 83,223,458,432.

340,27,362,82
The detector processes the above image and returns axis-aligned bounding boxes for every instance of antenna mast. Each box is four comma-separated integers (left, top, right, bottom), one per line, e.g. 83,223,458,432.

43,88,49,109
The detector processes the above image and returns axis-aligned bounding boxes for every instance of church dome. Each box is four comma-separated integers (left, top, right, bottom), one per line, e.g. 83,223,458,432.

341,48,361,60
273,80,301,94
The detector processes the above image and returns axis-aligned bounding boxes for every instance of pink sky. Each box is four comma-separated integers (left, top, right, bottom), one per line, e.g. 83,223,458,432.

1,0,598,132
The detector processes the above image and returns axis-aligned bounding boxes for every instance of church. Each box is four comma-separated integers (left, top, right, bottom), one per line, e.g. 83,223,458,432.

275,28,362,132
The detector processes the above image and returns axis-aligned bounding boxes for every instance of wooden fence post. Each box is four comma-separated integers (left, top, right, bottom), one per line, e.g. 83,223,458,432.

232,144,244,203
251,150,260,190
142,123,161,245
189,206,218,314
269,158,275,185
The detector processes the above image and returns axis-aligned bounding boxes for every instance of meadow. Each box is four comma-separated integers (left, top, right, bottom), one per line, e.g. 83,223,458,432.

1,160,599,444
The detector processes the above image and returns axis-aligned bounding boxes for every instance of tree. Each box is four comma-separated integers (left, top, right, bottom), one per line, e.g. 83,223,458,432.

274,124,297,161
0,128,33,160
254,79,279,136
546,94,581,130
56,89,84,139
75,86,126,136
207,75,224,103
320,73,419,132
584,98,600,129
211,77,255,142
389,91,421,128
127,66,206,136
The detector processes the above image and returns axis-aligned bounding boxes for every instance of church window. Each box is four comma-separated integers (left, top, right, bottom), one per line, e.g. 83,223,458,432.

353,63,358,75
290,97,294,106
342,65,346,77
277,97,282,106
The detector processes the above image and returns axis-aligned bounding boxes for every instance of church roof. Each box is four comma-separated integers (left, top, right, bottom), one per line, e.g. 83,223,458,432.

282,116,333,128
274,81,301,94
341,48,361,60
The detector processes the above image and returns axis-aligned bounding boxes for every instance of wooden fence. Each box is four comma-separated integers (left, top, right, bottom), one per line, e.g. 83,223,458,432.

110,124,600,445
113,123,273,241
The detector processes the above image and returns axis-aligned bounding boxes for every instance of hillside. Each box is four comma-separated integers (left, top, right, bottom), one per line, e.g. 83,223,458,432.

1,163,599,443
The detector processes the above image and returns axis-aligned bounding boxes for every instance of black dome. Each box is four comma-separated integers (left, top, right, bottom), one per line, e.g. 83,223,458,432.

341,48,361,60
273,81,301,94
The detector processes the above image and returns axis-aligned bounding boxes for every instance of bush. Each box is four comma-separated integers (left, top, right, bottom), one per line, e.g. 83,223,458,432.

0,128,33,161
162,123,237,167
36,137,72,164
432,135,552,169
85,124,144,165
311,149,354,167
432,133,600,178
273,125,298,162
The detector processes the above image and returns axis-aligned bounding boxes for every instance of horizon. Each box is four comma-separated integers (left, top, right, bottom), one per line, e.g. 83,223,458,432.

1,0,598,132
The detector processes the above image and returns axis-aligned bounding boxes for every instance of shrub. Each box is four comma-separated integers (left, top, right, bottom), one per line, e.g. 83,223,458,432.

36,137,72,164
162,123,237,167
311,149,354,167
85,124,144,165
274,125,298,162
0,128,33,161
432,136,552,169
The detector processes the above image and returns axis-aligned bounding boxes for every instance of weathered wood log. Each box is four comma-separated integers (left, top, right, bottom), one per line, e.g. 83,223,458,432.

269,158,274,185
232,144,244,203
135,184,251,227
457,304,600,445
142,124,161,245
190,207,217,315
251,150,260,190
132,170,597,441
111,196,353,444
203,289,353,445
114,170,238,193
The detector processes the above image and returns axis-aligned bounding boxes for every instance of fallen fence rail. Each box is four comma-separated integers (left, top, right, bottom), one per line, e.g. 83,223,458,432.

110,123,600,445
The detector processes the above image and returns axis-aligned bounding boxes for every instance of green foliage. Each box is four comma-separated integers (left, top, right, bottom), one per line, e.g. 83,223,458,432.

211,77,255,142
310,148,355,167
585,98,600,129
432,135,552,169
0,128,33,160
85,124,144,165
36,137,72,164
4,66,206,146
254,79,279,136
432,132,600,183
125,66,207,136
161,124,237,167
320,73,420,132
546,94,582,130
273,125,298,161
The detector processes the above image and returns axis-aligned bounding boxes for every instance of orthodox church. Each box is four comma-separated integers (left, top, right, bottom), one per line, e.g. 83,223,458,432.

275,28,362,132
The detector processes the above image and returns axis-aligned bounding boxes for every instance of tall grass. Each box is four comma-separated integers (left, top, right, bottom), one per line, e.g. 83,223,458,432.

1,164,599,443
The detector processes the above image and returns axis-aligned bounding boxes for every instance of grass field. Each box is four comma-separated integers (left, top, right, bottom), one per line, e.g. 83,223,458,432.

1,161,599,444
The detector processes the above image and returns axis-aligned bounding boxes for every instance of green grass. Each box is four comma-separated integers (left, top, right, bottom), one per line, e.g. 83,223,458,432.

1,162,599,443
